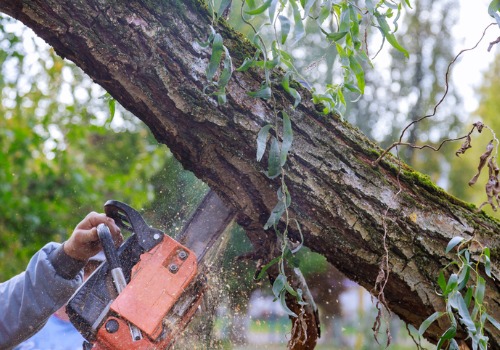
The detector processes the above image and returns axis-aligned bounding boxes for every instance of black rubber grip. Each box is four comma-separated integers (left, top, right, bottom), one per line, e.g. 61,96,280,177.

97,224,120,270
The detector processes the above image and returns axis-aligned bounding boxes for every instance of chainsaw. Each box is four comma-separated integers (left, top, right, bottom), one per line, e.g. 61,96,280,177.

67,190,234,349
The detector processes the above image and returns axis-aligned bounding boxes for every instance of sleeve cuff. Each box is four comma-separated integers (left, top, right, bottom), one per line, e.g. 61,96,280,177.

48,243,86,280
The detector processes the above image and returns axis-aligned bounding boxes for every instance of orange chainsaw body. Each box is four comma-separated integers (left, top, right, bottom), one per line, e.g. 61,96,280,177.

92,235,204,349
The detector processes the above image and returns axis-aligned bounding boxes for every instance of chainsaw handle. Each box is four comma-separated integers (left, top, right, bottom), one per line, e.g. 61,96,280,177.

96,224,120,270
104,200,164,251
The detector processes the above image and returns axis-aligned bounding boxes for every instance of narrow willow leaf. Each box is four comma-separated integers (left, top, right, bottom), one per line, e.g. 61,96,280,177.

281,72,301,107
437,270,446,293
457,264,470,291
236,57,255,72
247,84,272,99
218,0,232,17
404,0,412,9
418,311,444,336
365,0,375,12
246,0,257,9
349,5,359,39
302,0,316,19
264,199,285,229
449,339,460,350
279,15,291,44
291,218,304,254
290,0,305,44
280,111,293,166
206,33,224,81
486,313,500,330
445,273,458,296
272,273,286,298
475,276,486,305
256,124,272,161
488,0,500,17
483,247,491,277
107,98,115,124
280,290,298,317
246,0,273,15
326,31,348,42
215,46,233,104
269,0,279,22
464,287,473,307
348,54,365,94
266,136,281,179
339,3,350,33
375,12,409,58
436,326,456,350
446,236,464,253
284,280,298,296
255,256,280,280
452,292,476,333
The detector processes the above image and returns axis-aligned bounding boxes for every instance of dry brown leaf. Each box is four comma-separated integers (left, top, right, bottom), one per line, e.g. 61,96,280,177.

469,140,494,186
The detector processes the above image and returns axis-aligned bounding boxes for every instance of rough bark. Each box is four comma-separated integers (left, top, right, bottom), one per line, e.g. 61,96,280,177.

2,0,500,347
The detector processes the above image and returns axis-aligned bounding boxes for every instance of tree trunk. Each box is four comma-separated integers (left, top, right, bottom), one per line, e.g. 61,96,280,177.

2,0,499,347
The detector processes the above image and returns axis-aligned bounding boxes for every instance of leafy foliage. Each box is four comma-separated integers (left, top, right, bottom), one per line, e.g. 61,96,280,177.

419,237,499,349
0,16,165,279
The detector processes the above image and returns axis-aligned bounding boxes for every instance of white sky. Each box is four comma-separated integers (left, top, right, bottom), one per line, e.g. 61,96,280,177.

453,0,499,114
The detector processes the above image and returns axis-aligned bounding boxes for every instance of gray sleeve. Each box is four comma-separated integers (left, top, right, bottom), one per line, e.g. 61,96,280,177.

0,242,84,349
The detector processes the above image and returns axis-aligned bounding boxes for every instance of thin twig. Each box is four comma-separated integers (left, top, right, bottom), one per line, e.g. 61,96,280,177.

373,23,496,166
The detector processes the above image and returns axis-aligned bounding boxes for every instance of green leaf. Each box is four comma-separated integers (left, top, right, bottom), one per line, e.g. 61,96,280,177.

445,273,458,296
272,273,286,298
464,286,473,307
486,313,500,330
451,292,476,333
449,339,460,350
374,12,409,58
266,136,281,179
280,111,293,166
446,236,464,253
107,97,115,125
256,124,272,161
290,0,305,44
348,54,365,94
483,247,491,277
436,326,457,350
475,276,486,305
236,57,255,72
280,289,298,317
264,197,286,229
255,256,280,280
457,264,470,291
437,270,446,293
302,0,316,19
206,33,224,82
247,84,272,99
281,72,301,108
418,311,444,336
217,0,232,17
245,0,273,15
290,218,304,253
326,31,348,42
488,0,500,17
279,16,291,44
269,0,280,22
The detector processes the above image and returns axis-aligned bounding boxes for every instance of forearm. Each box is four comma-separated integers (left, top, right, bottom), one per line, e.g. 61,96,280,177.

0,242,84,349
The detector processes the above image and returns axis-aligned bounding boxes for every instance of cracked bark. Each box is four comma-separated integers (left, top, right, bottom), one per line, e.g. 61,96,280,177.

1,0,500,347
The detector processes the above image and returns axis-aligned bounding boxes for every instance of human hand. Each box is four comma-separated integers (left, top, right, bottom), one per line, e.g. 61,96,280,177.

64,212,123,261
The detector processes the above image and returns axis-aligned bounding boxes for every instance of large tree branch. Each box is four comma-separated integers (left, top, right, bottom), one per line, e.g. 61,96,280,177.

2,0,499,346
